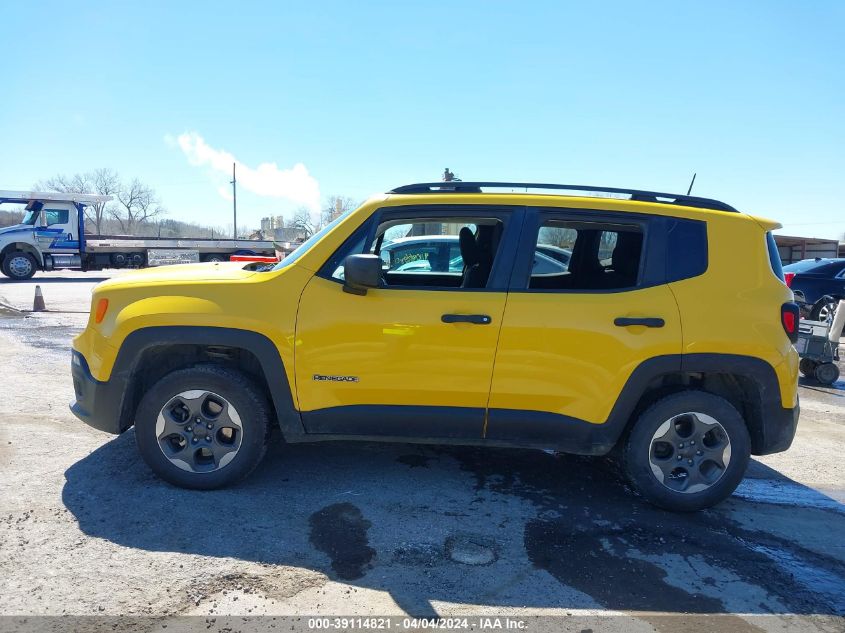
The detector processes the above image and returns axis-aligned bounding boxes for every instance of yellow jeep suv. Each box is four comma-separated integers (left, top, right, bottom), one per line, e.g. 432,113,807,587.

70,182,800,511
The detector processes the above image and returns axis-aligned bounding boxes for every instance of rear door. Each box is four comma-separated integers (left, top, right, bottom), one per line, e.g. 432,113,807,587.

486,207,682,444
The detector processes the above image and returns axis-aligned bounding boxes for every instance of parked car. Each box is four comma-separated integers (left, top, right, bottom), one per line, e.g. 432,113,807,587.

70,181,799,512
783,258,845,323
382,235,570,275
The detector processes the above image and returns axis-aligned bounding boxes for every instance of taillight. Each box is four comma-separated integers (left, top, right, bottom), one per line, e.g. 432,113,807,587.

784,272,795,287
781,302,799,343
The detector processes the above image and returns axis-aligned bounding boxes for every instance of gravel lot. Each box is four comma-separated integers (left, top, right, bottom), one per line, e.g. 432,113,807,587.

1,271,844,632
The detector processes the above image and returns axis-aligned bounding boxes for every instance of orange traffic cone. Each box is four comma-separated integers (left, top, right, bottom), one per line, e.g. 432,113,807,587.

33,285,46,312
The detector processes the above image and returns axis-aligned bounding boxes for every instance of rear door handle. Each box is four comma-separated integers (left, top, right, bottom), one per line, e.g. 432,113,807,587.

442,314,492,325
614,317,665,328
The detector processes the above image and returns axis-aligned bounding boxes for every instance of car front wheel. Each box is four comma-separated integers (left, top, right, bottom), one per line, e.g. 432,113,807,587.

134,365,272,489
622,391,750,511
2,252,37,280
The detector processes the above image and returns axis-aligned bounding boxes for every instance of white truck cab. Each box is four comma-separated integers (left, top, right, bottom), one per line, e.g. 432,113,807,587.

0,191,108,280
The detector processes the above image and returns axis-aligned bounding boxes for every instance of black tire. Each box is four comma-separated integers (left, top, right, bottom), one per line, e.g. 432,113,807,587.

814,363,840,385
622,391,750,512
799,358,818,377
134,365,272,489
203,254,226,263
2,252,37,280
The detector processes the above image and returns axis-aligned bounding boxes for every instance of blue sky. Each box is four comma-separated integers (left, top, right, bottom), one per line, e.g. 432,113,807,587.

2,1,843,238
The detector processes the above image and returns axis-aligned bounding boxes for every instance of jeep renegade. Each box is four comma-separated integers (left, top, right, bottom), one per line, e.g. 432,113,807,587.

70,182,800,511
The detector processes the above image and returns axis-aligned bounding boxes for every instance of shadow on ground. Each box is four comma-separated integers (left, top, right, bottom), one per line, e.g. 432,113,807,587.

63,434,845,620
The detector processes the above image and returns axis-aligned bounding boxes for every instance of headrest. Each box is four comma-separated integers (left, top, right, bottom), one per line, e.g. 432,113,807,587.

459,227,479,267
612,232,642,272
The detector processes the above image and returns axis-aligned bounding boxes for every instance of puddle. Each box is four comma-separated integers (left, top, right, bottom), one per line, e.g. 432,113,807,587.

308,502,376,580
733,479,845,513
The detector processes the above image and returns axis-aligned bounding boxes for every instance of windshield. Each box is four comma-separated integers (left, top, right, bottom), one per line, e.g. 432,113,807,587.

21,210,39,225
271,212,350,271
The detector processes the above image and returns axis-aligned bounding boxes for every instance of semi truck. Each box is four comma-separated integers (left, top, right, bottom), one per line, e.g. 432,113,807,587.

0,190,275,280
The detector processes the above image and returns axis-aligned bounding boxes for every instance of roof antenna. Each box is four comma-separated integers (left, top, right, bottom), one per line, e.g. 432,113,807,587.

686,172,697,195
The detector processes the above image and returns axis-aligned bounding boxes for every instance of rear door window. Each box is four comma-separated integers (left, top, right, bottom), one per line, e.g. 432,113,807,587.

529,219,643,291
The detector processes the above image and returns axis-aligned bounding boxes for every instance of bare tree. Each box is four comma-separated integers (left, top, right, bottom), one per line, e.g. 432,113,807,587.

87,169,121,234
320,195,358,228
0,209,24,228
34,169,123,234
34,173,90,195
111,178,165,234
291,207,316,239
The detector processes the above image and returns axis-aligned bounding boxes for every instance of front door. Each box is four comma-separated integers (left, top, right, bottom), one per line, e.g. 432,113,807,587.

295,207,519,439
37,206,79,255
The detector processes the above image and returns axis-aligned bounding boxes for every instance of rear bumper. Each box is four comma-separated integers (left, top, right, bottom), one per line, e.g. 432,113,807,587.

70,350,127,434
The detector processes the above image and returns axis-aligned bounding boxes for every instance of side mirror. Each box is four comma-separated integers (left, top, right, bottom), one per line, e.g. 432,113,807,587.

343,254,382,295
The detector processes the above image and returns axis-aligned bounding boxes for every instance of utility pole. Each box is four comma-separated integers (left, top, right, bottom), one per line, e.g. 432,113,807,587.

231,162,238,238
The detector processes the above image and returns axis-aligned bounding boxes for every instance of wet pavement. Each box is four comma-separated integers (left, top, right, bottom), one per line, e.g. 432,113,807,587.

0,272,843,632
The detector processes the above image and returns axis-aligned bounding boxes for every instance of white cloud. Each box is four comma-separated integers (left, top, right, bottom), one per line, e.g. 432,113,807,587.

172,132,320,211
217,185,234,202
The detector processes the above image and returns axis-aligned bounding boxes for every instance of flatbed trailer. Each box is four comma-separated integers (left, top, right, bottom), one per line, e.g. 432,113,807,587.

0,190,274,279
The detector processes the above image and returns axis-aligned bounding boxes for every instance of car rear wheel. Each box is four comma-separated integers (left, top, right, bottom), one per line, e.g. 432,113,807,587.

134,365,272,489
622,391,750,511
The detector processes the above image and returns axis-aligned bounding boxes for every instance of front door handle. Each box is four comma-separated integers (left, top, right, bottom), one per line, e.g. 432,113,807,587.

614,317,665,328
442,314,492,325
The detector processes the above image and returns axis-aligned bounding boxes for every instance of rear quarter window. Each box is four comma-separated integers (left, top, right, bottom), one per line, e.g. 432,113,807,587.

666,219,708,283
766,232,784,281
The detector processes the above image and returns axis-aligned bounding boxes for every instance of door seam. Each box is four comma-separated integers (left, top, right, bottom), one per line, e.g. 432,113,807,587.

482,292,509,438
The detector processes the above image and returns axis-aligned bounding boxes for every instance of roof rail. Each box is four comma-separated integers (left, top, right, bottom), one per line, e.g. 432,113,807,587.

388,182,738,213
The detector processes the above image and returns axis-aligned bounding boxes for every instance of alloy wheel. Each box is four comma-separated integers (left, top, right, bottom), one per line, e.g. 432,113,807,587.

155,390,243,473
817,301,837,325
648,411,732,494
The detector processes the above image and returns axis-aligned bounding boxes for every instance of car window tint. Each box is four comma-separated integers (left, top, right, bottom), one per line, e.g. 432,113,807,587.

373,218,500,289
530,220,642,291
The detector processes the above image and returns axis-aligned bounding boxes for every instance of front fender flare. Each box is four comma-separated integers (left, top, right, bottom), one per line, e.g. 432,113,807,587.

112,326,302,437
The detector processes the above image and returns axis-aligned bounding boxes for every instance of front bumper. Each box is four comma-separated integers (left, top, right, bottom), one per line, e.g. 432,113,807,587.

70,350,127,434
